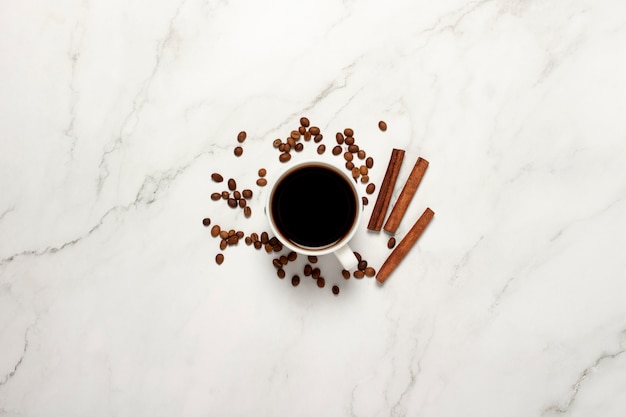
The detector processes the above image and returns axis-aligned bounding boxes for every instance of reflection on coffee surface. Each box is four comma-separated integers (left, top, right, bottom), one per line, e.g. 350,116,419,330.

271,165,357,248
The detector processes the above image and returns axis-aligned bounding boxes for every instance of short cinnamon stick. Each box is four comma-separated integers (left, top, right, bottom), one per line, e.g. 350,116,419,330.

383,157,429,234
367,148,405,231
376,207,434,284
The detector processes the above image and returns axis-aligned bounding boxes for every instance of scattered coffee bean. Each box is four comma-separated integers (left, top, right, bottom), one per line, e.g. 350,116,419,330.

242,189,253,199
233,190,241,199
317,277,325,288
211,192,221,201
307,256,318,263
228,179,236,191
261,232,269,243
300,117,310,127
238,199,246,208
237,131,247,142
228,230,236,237
295,143,304,152
352,167,360,178
312,268,321,279
256,178,268,186
245,236,252,245
254,241,262,250
364,267,376,277
221,191,229,199
278,143,286,152
345,161,354,170
366,183,375,194
292,275,300,286
304,264,312,276
234,146,243,156
332,285,340,295
250,233,258,242
357,150,366,159
216,253,224,265
220,240,227,250
317,144,326,154
387,237,396,249
304,131,312,141
344,152,353,161
280,255,288,265
353,270,365,279
268,237,278,246
211,173,224,182
378,120,387,131
211,225,221,237
288,252,297,262
309,126,320,135
265,243,273,253
336,132,344,144
277,268,286,279
227,198,237,208
287,137,296,147
279,153,291,163
273,139,282,148
314,134,324,143
332,146,342,155
219,230,229,239
290,130,301,140
298,126,306,135
258,168,267,177
366,157,374,168
344,128,354,137
345,136,355,145
358,260,367,271
361,175,369,183
283,143,291,152
348,144,359,153
342,270,350,279
202,217,211,226
354,251,362,262
360,165,368,176
236,231,244,239
273,243,283,252
362,196,368,205
227,235,238,245
273,259,282,268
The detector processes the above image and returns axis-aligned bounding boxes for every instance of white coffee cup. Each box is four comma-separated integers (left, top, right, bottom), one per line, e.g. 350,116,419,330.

265,159,362,270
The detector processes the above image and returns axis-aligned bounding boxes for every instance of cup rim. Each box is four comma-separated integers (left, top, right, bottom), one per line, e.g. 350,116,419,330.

265,158,362,256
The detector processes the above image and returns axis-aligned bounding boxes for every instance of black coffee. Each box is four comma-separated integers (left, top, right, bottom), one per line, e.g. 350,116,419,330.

271,165,357,248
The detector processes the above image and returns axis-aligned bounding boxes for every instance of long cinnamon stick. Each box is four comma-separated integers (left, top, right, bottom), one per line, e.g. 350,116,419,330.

383,157,429,234
376,207,434,284
367,148,405,231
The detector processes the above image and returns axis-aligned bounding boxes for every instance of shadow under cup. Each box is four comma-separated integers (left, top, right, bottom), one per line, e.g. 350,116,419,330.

268,162,360,253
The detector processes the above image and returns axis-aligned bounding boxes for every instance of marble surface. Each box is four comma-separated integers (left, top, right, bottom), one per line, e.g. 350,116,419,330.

2,0,626,415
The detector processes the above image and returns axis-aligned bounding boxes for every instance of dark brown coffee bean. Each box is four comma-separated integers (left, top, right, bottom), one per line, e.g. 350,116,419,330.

254,241,262,249
345,161,354,170
242,189,252,199
353,270,364,279
317,144,326,154
357,150,366,160
261,232,269,244
227,235,238,245
279,152,291,163
361,175,369,183
344,136,355,145
233,190,241,199
312,268,321,279
288,251,297,262
364,267,376,277
309,126,320,135
378,120,387,131
238,199,246,208
332,146,342,155
277,268,286,279
291,275,300,286
344,152,353,161
304,264,312,276
362,196,368,206
211,173,224,182
335,132,344,144
387,237,396,249
227,198,237,208
343,128,354,137
237,131,247,142
287,137,296,147
216,253,224,264
295,143,304,152
278,143,286,152
221,191,229,199
258,168,267,177
307,255,318,263
304,131,311,141
300,117,310,127
273,243,283,252
228,178,236,190
317,277,325,288
354,251,362,262
314,134,323,143
211,192,221,201
220,240,227,250
366,183,376,194
243,206,251,218
290,130,301,140
268,236,278,246
280,255,288,265
211,225,221,237
256,178,268,186
332,285,340,295
202,217,211,226
359,165,368,175
245,236,252,245
250,233,258,242
236,231,244,238
273,259,282,268
273,139,282,148
348,144,359,153
342,269,350,279
366,157,374,168
298,126,306,135
234,146,243,156
219,230,229,239
358,260,367,271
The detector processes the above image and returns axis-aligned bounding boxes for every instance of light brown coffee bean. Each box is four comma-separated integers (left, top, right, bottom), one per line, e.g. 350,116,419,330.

245,236,252,245
287,137,296,147
295,143,304,152
336,132,344,144
273,139,282,148
237,131,247,142
344,152,353,161
345,161,354,170
353,270,364,279
202,217,211,226
357,150,366,159
250,233,258,242
361,175,369,183
317,277,325,288
314,134,323,143
288,251,297,262
236,231,244,238
242,189,253,199
256,178,268,186
304,264,312,276
273,259,282,268
228,178,236,190
378,120,387,131
265,243,273,253
345,136,355,145
228,229,236,237
352,167,360,178
279,153,291,162
312,268,321,279
277,268,286,279
234,146,243,156
227,198,237,208
216,253,224,264
292,275,300,286
332,145,342,155
358,260,367,271
366,183,376,194
344,128,354,137
300,117,310,127
307,256,318,263
283,143,291,152
348,144,359,153
364,267,376,277
258,168,267,177
290,130,301,140
317,144,326,154
221,191,229,199
220,240,227,250
298,126,306,135
219,230,229,239
211,192,221,201
362,196,368,205
387,237,396,249
239,199,246,208
309,126,320,135
211,225,221,237
304,131,311,141
366,157,374,168
280,255,288,265
211,173,224,182
332,285,340,295
261,232,269,243
360,165,368,175
342,270,350,279
278,143,286,152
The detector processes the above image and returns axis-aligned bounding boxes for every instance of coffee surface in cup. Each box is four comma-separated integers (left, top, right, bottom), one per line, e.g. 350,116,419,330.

271,165,357,248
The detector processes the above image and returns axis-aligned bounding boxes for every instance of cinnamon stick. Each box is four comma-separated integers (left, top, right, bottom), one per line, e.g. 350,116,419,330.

376,207,434,284
367,148,405,231
383,157,429,234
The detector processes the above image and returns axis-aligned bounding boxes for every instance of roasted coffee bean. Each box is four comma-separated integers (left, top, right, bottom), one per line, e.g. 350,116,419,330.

238,199,246,208
354,251,362,262
233,190,241,199
228,229,236,237
216,253,224,265
336,132,344,144
273,243,283,252
250,233,258,242
265,243,273,253
258,168,267,177
348,144,359,153
237,131,247,142
332,285,340,295
358,260,367,270
304,264,312,276
273,259,282,268
304,131,312,141
221,191,229,199
366,183,376,194
278,143,286,152
362,196,368,205
228,198,237,208
261,232,269,244
244,205,252,217
220,240,227,250
287,137,296,147
268,236,278,246
219,230,229,239
360,165,368,175
366,157,374,168
317,277,325,288
344,128,354,137
228,178,236,190
283,143,292,152
256,178,268,186
236,231,244,238
378,120,387,131
298,126,306,135
277,268,286,279
342,269,350,279
332,146,342,155
351,167,359,178
311,268,321,279
387,237,396,249
245,236,252,245
300,117,310,127
357,150,366,160
291,275,300,286
295,143,304,152
280,255,288,265
227,235,238,245
307,256,318,263
353,270,364,279
211,192,221,201
364,267,376,277
273,139,282,148
314,134,323,143
317,144,326,154
288,251,297,262
202,217,211,226
290,130,301,140
242,189,253,199
361,175,369,183
254,241,262,250
345,136,355,145
279,153,291,163
234,146,243,156
211,225,221,237
309,126,320,135
211,173,224,182
344,161,353,170
344,152,353,161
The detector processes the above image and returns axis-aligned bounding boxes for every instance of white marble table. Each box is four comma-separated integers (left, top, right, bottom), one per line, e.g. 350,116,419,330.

2,1,626,416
